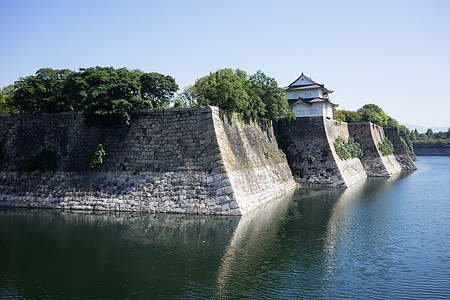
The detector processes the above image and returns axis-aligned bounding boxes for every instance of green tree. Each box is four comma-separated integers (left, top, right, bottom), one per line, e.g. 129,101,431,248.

248,70,293,121
193,68,293,121
447,128,450,139
410,129,416,140
357,104,388,126
386,116,399,127
12,68,73,113
426,128,434,139
398,125,410,136
63,67,143,126
140,72,178,108
334,109,362,123
195,68,250,115
173,85,197,108
0,84,16,113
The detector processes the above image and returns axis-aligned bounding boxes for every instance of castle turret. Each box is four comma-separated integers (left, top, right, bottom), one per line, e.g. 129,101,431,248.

282,73,338,119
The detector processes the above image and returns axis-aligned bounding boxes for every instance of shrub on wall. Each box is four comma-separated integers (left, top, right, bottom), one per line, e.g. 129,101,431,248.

90,144,106,168
378,137,394,156
400,137,411,153
23,149,58,172
307,155,316,164
334,137,363,160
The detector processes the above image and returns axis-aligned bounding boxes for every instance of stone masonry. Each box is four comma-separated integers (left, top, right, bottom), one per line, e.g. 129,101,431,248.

348,123,402,176
276,117,415,187
0,107,295,215
384,127,417,169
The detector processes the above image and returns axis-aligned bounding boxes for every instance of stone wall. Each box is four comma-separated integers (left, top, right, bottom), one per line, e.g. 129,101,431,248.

213,112,295,214
413,145,450,156
0,107,295,215
276,117,413,187
347,123,402,176
384,127,417,169
275,117,345,187
323,119,368,186
275,117,366,188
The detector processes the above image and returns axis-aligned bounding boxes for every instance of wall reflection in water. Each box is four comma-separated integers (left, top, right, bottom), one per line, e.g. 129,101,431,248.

1,170,420,299
0,209,240,299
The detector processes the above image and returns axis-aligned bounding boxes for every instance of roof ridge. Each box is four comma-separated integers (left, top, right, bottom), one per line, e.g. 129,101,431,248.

286,73,324,88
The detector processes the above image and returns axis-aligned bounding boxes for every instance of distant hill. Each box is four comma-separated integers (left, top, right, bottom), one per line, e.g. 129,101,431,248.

403,123,449,133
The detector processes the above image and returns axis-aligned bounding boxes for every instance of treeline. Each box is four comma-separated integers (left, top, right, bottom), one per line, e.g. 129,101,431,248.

0,67,178,126
0,67,293,126
411,128,450,147
334,104,403,127
174,68,293,121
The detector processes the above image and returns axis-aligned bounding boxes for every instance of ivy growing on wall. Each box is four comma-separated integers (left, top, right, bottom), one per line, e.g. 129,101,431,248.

23,149,58,172
400,137,410,154
90,144,106,168
334,137,363,160
378,137,394,156
307,155,316,164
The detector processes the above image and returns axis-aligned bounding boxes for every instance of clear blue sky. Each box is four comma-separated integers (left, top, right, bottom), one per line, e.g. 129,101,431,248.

1,0,449,128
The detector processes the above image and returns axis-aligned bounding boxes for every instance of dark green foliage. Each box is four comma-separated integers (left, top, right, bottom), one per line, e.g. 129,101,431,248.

90,144,106,168
7,67,178,126
357,104,389,126
13,68,73,113
411,128,450,148
0,85,16,114
400,137,411,153
413,139,450,147
407,138,414,150
23,149,58,172
333,109,362,123
140,72,178,109
334,137,363,160
307,155,316,164
193,68,294,121
378,137,394,156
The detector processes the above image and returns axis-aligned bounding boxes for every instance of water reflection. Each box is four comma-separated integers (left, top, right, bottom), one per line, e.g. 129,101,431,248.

0,209,240,299
215,190,295,298
3,165,446,299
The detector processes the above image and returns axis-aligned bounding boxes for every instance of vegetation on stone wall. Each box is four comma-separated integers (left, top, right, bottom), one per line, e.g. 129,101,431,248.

307,155,316,164
23,149,58,172
334,137,363,160
264,149,272,159
90,144,106,168
176,68,294,122
400,137,411,153
378,137,394,156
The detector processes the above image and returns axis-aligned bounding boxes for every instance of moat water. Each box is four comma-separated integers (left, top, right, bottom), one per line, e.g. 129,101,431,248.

1,156,449,299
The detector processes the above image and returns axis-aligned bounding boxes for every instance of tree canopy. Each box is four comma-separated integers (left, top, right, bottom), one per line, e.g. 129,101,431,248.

335,103,401,128
177,68,294,121
0,84,16,114
6,67,178,126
